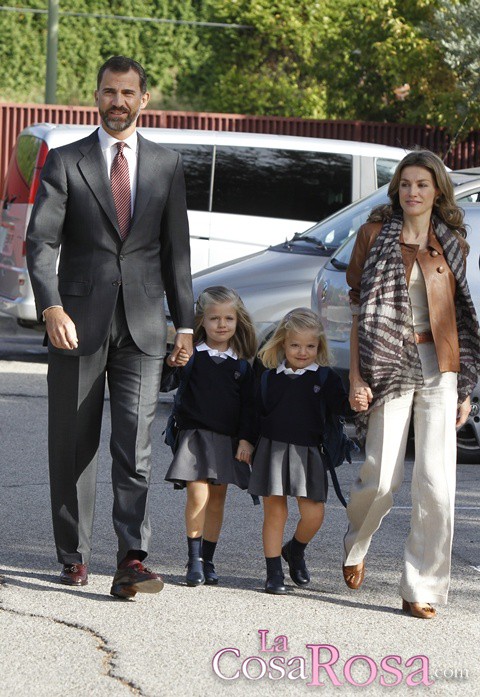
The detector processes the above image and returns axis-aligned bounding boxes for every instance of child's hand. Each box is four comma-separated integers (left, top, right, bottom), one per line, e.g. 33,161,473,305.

167,349,189,367
236,439,254,464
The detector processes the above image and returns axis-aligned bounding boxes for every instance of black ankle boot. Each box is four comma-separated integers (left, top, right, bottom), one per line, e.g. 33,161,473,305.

282,540,310,586
186,557,205,587
265,571,287,595
204,560,219,585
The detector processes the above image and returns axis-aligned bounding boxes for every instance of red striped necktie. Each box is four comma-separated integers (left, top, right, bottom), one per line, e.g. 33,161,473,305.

110,142,131,240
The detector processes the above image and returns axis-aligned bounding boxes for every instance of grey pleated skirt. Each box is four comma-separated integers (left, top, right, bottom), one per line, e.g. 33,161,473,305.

165,428,250,490
248,437,328,502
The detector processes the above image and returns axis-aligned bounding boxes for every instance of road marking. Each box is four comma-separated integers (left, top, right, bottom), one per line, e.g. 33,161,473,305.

392,506,479,510
469,566,480,573
0,361,47,374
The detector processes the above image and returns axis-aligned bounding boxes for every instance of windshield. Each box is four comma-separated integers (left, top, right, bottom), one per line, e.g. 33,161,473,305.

326,175,480,266
295,173,480,252
296,185,389,250
330,233,358,267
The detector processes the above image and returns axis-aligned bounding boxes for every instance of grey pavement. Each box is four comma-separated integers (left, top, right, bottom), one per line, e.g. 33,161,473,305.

0,318,479,696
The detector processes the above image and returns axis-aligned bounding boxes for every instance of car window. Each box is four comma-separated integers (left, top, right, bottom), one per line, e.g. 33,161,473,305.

330,232,358,266
298,185,389,249
456,190,480,203
167,143,213,211
376,158,399,187
327,180,480,266
212,146,352,221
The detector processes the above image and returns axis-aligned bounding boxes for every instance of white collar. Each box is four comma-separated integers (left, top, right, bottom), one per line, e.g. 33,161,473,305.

196,341,238,360
98,125,138,153
276,360,319,376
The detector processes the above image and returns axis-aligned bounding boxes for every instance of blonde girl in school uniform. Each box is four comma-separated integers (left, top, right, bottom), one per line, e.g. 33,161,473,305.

165,286,257,586
249,308,365,594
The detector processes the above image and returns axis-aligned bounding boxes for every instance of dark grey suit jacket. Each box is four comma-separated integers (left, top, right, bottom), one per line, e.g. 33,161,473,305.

26,129,194,356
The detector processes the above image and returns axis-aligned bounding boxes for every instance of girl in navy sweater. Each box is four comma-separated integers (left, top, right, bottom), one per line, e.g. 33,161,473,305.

165,286,257,587
249,308,366,594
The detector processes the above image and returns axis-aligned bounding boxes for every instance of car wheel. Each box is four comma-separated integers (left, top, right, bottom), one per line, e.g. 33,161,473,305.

456,446,480,464
456,418,480,464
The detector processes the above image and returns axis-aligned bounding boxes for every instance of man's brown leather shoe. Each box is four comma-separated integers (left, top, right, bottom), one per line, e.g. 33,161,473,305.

60,563,88,586
342,561,365,589
110,561,163,599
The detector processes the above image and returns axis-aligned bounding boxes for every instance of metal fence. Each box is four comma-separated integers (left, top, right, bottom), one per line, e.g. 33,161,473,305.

2,101,480,189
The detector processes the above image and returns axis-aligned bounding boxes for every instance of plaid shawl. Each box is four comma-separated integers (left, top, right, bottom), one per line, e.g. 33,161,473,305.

355,211,480,439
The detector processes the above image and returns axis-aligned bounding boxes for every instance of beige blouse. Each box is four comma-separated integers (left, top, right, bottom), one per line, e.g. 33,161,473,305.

408,259,431,333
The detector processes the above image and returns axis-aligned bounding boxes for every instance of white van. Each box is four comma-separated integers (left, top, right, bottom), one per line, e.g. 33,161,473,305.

0,123,406,326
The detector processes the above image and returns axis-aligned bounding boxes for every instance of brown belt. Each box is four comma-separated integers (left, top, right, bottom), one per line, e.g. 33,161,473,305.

414,331,434,344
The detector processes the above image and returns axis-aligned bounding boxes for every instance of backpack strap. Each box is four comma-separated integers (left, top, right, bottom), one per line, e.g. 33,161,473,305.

324,450,348,508
260,368,271,406
315,366,348,508
315,365,329,389
237,358,259,506
238,358,249,379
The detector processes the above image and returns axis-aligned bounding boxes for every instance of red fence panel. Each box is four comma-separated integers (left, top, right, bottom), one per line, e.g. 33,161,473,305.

2,102,480,191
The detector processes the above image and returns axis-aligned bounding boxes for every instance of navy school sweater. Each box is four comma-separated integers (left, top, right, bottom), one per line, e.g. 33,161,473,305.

176,351,256,443
259,367,351,447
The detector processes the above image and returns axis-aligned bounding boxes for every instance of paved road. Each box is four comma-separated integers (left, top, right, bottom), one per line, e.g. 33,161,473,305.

0,317,479,696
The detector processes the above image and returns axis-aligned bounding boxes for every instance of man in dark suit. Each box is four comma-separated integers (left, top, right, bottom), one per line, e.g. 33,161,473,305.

26,56,194,598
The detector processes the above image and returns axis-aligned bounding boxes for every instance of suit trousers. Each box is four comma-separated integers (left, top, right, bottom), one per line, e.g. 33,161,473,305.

47,292,163,566
344,343,458,604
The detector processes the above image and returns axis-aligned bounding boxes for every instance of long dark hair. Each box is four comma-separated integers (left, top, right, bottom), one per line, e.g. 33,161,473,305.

369,150,467,243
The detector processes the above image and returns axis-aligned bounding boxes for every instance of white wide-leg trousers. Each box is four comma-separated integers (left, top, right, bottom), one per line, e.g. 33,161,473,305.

344,344,458,604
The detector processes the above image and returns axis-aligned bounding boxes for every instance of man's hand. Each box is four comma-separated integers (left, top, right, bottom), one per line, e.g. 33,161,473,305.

166,348,190,367
456,396,471,429
44,307,78,350
169,332,193,364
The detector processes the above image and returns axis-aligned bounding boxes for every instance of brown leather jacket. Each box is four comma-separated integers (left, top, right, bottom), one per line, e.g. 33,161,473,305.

347,221,465,373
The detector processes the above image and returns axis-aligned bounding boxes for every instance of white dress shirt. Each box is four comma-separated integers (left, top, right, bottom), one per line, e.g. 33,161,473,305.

276,360,319,376
97,125,138,213
196,341,238,360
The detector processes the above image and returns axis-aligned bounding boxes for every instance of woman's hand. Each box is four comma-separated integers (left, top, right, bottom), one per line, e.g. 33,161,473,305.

348,317,373,414
236,439,254,464
456,396,471,429
349,377,373,413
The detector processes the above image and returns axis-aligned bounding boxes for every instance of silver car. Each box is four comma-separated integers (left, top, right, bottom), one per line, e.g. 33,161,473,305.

187,185,420,346
188,172,480,348
312,180,480,463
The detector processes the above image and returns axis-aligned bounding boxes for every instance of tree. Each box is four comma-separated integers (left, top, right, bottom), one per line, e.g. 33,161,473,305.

315,0,456,125
0,1,203,106
178,0,329,117
0,0,476,134
429,0,480,135
178,0,463,129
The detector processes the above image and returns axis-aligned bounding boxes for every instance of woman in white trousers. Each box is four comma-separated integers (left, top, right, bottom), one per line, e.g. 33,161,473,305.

344,150,480,619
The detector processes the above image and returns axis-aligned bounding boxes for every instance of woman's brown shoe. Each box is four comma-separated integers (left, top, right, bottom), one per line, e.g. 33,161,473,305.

402,599,436,619
342,561,365,589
